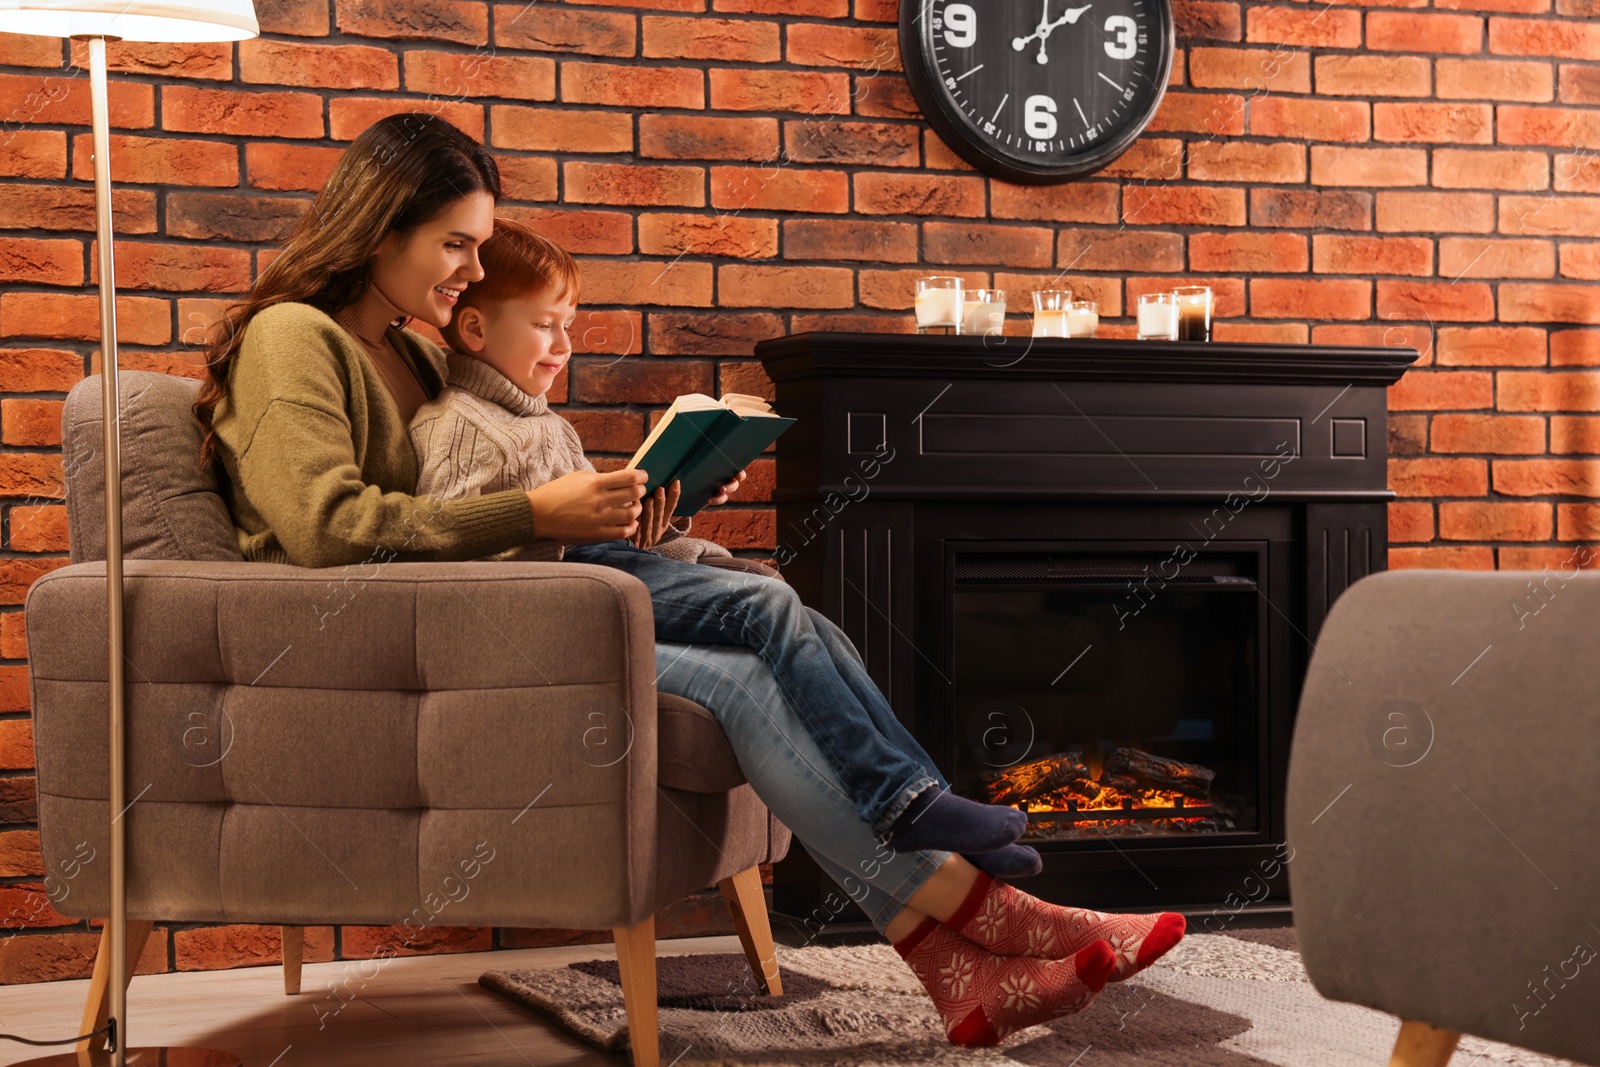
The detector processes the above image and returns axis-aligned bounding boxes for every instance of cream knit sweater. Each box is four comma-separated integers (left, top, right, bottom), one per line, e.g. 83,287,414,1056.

410,350,730,564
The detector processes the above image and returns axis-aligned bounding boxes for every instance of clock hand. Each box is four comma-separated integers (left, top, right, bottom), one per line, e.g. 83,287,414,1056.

1062,4,1092,23
1013,0,1052,51
1014,2,1097,62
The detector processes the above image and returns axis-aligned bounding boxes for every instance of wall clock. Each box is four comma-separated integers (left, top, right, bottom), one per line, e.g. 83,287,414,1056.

899,0,1175,184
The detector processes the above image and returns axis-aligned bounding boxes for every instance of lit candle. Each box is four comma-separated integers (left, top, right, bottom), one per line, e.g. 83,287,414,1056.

914,276,962,334
1136,293,1179,341
962,289,1007,336
1033,309,1069,337
1065,300,1099,338
1172,285,1213,342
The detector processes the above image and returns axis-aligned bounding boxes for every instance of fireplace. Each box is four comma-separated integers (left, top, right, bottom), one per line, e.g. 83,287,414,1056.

756,332,1413,925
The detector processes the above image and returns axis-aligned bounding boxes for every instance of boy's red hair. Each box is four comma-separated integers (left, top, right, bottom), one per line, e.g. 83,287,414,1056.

443,217,580,348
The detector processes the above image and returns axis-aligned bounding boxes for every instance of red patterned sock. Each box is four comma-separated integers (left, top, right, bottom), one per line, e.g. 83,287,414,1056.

891,916,1114,1047
945,872,1186,981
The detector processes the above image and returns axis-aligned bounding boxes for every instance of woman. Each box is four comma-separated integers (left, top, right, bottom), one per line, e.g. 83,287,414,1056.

196,113,1183,1047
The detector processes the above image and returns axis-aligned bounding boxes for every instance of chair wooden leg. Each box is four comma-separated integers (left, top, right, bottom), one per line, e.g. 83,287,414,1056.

1388,1019,1461,1067
77,919,155,1058
613,915,659,1067
282,925,304,995
718,865,782,996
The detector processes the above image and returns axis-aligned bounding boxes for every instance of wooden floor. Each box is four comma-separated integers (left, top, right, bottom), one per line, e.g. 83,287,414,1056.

0,934,747,1067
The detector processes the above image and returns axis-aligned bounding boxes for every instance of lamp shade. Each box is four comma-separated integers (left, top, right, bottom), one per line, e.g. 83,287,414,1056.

0,0,256,41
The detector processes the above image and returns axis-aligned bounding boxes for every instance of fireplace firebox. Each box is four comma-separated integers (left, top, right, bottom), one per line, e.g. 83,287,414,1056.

755,333,1414,927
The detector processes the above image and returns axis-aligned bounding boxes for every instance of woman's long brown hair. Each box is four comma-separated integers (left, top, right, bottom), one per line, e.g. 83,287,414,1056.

194,112,503,466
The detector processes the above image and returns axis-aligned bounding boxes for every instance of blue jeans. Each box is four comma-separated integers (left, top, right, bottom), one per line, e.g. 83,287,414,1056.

653,639,950,930
565,540,950,839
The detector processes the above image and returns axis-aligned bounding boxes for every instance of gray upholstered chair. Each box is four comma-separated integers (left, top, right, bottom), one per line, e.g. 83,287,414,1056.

1287,567,1600,1067
29,371,791,1067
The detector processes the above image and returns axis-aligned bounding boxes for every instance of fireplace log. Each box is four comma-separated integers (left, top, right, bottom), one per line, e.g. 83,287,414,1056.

1106,748,1215,797
985,752,1090,806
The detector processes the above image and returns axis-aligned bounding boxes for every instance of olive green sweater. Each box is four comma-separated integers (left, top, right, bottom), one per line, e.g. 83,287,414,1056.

210,296,539,568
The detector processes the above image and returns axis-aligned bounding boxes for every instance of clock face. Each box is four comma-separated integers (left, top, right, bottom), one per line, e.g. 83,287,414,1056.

900,0,1174,184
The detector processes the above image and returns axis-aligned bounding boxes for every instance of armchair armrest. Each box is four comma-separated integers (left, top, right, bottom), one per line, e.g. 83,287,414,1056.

27,559,669,928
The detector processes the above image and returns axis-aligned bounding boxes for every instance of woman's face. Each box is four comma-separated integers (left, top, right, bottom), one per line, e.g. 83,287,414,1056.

369,191,495,328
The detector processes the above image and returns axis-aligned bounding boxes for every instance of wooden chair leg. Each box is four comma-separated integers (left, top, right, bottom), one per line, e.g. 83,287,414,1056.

613,916,659,1067
718,865,782,996
1388,1019,1461,1067
282,925,304,995
77,919,155,1058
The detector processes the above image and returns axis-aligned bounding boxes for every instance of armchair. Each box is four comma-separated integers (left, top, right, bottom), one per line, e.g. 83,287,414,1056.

28,371,791,1067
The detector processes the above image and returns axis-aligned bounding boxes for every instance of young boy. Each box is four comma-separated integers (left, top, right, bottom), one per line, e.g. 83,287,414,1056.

409,219,1037,875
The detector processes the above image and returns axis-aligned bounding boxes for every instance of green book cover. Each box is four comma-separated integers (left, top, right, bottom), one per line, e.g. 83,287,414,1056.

627,395,795,516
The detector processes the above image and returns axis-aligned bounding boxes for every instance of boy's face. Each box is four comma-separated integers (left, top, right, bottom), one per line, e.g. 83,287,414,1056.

463,285,578,397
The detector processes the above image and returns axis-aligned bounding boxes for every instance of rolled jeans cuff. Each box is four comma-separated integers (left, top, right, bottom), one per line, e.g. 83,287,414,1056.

871,774,942,844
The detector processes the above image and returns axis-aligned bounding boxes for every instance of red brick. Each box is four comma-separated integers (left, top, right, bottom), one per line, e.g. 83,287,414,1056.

922,131,977,172
860,268,989,311
1098,139,1185,181
243,142,341,193
1389,370,1495,411
1053,229,1184,272
0,71,153,130
1498,369,1600,410
68,133,237,187
502,207,633,255
641,115,776,161
1246,7,1362,47
1148,92,1245,136
1553,418,1600,453
1378,280,1495,322
1497,105,1600,149
1559,65,1600,105
1252,189,1372,231
495,157,558,202
685,508,774,551
852,73,920,119
1560,243,1600,279
650,312,784,356
782,220,915,263
856,173,984,217
570,358,713,403
1311,146,1428,187
718,265,852,309
176,924,334,971
1376,191,1496,233
0,131,65,179
1432,413,1546,453
1490,17,1600,59
569,311,643,356
563,61,700,109
0,927,167,984
641,16,778,62
1186,141,1305,183
1500,282,1600,322
335,0,487,45
1436,58,1553,103
1251,279,1372,320
786,23,897,69
1191,232,1308,273
0,187,154,235
161,85,322,139
1175,0,1243,41
1436,326,1547,366
565,162,704,207
0,237,80,288
854,0,895,19
1368,12,1484,54
1500,194,1600,237
784,120,919,167
1439,237,1555,279
405,51,555,100
494,5,636,56
0,829,42,875
0,350,82,393
1497,544,1600,571
1389,545,1495,569
1389,501,1434,542
1250,98,1369,143
1556,153,1600,193
711,166,847,213
1314,55,1432,97
340,926,492,959
638,213,776,258
327,97,484,142
240,39,397,89
0,36,65,68
1432,148,1549,191
716,0,842,13
1389,457,1489,496
492,106,629,152
257,0,329,35
1552,329,1600,365
1493,459,1600,495
90,241,252,293
1439,502,1550,540
709,69,848,113
0,293,168,345
1187,47,1310,92
1375,102,1492,144
997,273,1123,317
8,505,67,553
1558,502,1600,538
1438,0,1548,11
991,182,1119,224
1129,275,1246,317
563,409,645,453
1212,322,1309,344
1311,235,1432,276
0,400,59,449
1124,186,1246,227
578,261,712,306
919,223,1052,268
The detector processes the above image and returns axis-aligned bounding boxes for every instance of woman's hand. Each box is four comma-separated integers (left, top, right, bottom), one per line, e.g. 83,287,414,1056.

702,468,747,508
633,480,682,549
526,469,646,543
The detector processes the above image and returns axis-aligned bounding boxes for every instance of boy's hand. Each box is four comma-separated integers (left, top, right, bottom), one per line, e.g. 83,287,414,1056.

634,480,682,548
703,468,747,508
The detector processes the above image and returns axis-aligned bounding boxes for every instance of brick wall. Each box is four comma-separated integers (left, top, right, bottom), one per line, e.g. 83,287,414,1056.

1,0,1598,982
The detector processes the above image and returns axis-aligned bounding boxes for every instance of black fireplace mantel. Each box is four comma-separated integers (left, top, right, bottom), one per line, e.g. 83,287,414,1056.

755,332,1417,924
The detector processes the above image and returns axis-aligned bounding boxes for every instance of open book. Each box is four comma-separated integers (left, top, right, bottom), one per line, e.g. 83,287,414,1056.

626,393,796,517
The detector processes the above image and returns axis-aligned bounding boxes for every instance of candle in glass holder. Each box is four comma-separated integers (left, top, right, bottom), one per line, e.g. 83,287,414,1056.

1136,292,1179,340
1065,300,1099,338
1173,285,1213,341
914,276,962,334
1031,289,1072,337
963,289,1007,336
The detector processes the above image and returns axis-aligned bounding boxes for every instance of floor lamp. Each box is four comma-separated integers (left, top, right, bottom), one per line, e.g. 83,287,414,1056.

0,3,257,1065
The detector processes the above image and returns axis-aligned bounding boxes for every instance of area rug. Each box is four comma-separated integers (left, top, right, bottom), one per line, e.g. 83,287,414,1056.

480,927,1579,1067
